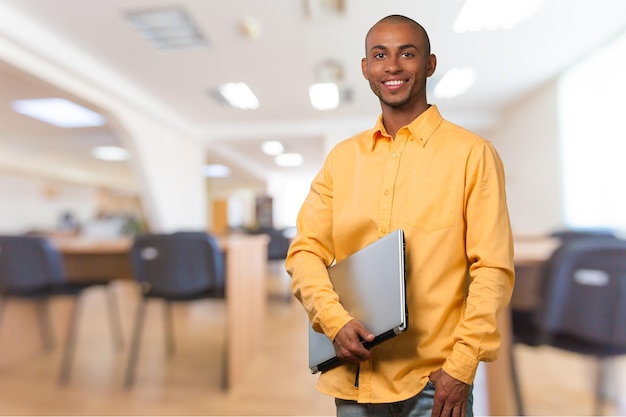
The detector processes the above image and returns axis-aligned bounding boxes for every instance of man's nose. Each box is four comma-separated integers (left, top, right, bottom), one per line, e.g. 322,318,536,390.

385,56,401,72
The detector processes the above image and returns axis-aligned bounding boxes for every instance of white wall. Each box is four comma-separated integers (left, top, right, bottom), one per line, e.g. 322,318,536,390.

267,172,314,229
0,173,99,234
0,19,208,233
491,78,564,235
114,113,207,233
558,29,626,232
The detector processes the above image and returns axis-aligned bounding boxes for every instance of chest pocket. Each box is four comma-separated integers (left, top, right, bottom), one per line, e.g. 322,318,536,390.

399,178,457,232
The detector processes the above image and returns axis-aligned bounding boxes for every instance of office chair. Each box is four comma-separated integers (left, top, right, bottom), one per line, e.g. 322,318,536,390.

0,235,124,384
246,226,290,260
510,236,626,415
123,231,225,387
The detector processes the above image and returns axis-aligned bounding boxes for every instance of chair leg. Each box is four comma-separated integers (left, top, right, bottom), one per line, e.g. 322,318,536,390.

164,301,175,356
593,357,609,416
0,296,4,330
35,299,55,351
124,298,147,387
509,342,526,416
221,327,228,390
105,285,124,351
58,296,83,384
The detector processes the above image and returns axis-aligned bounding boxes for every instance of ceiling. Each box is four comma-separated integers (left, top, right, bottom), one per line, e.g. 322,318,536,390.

1,0,626,190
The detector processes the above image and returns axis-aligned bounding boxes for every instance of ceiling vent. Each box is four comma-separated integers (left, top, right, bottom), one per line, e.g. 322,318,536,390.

126,7,208,50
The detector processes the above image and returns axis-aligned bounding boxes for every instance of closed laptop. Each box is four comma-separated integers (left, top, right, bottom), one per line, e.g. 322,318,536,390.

308,229,407,374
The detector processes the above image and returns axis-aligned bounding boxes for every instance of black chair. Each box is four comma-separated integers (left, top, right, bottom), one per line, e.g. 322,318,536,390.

247,226,290,260
550,227,616,242
0,235,124,383
510,236,626,415
123,231,225,387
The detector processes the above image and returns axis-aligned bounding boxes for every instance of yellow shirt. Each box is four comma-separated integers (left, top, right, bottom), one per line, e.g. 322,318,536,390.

286,105,514,403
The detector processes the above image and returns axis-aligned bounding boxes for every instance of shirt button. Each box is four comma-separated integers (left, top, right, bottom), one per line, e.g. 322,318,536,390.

384,189,389,195
392,153,398,158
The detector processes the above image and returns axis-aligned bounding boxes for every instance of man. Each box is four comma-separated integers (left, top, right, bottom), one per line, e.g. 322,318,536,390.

286,14,514,417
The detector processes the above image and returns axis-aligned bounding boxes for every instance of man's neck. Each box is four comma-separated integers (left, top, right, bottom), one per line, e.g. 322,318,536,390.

382,103,431,138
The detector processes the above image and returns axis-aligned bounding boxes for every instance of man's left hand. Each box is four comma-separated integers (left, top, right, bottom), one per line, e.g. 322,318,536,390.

428,368,471,417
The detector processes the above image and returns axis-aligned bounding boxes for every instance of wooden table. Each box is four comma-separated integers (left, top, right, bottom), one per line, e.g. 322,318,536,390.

514,235,560,266
54,237,134,281
511,235,560,310
480,234,561,415
51,233,269,390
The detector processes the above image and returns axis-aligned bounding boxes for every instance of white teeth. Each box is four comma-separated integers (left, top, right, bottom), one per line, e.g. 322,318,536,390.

384,80,404,86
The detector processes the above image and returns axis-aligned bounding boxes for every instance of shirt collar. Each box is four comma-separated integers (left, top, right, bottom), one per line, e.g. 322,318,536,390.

370,105,443,150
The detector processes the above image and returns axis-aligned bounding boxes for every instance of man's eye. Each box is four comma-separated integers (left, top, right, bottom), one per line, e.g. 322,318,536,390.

402,52,414,58
374,53,385,59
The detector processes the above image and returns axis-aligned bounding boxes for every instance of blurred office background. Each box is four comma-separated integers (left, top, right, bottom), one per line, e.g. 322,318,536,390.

1,0,626,415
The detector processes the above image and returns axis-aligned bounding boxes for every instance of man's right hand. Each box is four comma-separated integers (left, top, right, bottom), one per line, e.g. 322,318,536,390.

332,319,375,364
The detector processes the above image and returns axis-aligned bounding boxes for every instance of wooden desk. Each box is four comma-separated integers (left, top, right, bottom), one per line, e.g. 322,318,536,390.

221,234,269,388
52,233,269,390
54,237,134,281
512,235,560,311
514,235,560,266
480,235,561,415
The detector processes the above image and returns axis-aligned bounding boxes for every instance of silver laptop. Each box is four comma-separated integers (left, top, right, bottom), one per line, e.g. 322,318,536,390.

308,229,407,374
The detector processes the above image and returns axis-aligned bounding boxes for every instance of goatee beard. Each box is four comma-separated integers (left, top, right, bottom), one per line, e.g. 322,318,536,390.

379,94,411,109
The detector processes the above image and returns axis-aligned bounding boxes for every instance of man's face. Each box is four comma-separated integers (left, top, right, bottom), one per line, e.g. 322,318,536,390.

361,22,436,110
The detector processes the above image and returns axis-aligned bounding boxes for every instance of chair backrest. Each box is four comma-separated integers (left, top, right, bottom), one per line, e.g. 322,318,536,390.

131,232,224,298
0,235,65,293
550,228,615,242
247,227,290,260
538,237,626,349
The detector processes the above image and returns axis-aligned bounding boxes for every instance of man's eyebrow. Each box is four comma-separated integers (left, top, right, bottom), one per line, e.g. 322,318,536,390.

369,43,419,52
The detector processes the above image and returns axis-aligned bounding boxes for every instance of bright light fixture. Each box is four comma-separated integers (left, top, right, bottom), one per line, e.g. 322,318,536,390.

261,140,284,156
127,7,208,50
91,146,130,161
453,0,546,33
218,82,259,110
306,0,345,19
433,67,477,99
12,98,106,128
309,82,340,110
275,153,303,167
202,164,231,178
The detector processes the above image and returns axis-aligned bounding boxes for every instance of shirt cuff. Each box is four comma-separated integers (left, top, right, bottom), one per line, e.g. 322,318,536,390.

315,304,354,341
442,348,479,385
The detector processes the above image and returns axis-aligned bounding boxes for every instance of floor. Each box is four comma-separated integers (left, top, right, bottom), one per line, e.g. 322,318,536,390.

0,261,624,416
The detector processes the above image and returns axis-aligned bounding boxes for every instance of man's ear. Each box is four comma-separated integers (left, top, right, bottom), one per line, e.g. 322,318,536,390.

426,54,437,78
361,57,369,80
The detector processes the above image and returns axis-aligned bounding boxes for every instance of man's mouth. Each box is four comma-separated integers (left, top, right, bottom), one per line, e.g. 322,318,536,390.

384,79,406,87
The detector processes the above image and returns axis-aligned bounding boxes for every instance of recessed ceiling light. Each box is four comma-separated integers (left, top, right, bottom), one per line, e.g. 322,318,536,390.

433,68,477,98
261,141,284,156
11,98,105,128
453,0,546,33
127,7,208,50
240,16,261,39
305,0,345,19
217,82,259,110
275,153,303,167
309,82,340,110
91,146,130,161
202,164,231,178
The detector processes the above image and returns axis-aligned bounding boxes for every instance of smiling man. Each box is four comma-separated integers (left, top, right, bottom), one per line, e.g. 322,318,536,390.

286,15,514,417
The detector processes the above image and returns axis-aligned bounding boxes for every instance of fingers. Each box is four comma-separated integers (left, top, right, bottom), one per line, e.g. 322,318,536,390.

429,368,471,417
431,394,444,417
333,319,374,363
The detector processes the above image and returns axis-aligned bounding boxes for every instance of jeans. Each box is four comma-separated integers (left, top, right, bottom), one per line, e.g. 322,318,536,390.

335,381,474,417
